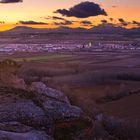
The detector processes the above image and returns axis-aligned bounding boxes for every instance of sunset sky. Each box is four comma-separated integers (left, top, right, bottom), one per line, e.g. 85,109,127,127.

0,0,140,31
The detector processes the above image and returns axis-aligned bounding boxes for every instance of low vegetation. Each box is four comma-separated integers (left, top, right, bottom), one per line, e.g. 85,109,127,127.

102,116,140,140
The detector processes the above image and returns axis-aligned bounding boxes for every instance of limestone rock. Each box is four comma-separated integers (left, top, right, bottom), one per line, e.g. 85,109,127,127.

0,121,32,133
30,82,70,103
0,83,92,140
0,130,54,140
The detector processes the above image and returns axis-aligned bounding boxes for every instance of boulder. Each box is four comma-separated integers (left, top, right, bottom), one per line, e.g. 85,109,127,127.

42,99,83,121
29,82,83,121
0,84,93,140
30,82,70,103
0,92,52,127
0,121,32,133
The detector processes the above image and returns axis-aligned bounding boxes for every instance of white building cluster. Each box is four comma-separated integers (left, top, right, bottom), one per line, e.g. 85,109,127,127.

91,43,140,51
0,43,82,54
0,42,139,54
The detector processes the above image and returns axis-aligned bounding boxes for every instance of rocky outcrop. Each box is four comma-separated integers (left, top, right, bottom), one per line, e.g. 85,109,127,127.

0,60,93,139
0,85,93,140
0,130,54,140
29,82,70,104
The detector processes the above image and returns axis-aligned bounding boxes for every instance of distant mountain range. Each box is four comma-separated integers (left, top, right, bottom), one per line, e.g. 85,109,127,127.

1,24,140,35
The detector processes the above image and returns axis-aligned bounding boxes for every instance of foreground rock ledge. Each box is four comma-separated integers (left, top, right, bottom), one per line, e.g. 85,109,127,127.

0,130,54,140
0,84,93,140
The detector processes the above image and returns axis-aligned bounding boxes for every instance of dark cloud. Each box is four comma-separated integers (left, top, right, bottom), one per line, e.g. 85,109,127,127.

118,18,128,26
19,20,48,25
109,18,114,21
55,1,107,18
52,16,65,20
45,16,65,21
53,20,73,26
132,21,140,26
121,22,128,26
51,16,78,22
0,0,22,3
118,18,125,23
101,19,108,24
47,16,76,26
80,20,92,26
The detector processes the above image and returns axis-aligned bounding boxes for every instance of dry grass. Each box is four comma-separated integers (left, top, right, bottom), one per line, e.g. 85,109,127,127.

102,116,140,140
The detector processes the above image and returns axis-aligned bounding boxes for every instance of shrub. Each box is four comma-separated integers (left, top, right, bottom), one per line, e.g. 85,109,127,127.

102,116,140,139
117,73,140,81
102,84,129,103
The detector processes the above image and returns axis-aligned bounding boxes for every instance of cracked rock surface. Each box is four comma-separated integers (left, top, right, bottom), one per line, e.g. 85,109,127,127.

0,82,93,140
